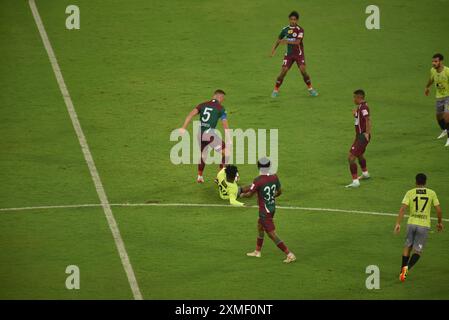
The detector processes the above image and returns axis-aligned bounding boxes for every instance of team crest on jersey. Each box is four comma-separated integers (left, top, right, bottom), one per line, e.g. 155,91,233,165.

292,33,297,37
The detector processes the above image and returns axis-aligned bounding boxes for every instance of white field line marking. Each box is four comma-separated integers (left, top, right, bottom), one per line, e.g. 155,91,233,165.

1,202,448,222
28,0,142,300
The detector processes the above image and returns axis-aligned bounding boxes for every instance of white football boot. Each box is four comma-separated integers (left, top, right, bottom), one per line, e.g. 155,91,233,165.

345,179,361,188
283,252,296,263
358,171,370,180
197,175,204,183
437,129,447,139
445,138,449,147
246,250,261,258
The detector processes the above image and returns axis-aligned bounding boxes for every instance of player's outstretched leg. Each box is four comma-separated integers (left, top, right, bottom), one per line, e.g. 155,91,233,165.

399,246,412,282
272,67,289,98
346,153,360,188
267,231,296,263
436,113,447,139
444,114,449,147
197,143,207,183
299,65,318,97
247,222,264,258
357,155,370,180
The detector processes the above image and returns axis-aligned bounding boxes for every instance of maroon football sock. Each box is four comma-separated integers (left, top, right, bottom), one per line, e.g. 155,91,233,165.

256,237,264,251
350,162,358,179
276,241,290,254
302,74,311,86
358,158,367,172
274,78,283,90
198,160,205,175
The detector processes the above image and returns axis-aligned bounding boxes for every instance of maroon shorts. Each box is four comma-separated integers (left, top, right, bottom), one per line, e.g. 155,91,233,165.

258,217,275,232
199,131,225,153
282,54,305,69
350,134,370,157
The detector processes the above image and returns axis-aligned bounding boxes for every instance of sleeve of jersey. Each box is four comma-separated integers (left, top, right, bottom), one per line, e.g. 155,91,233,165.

276,178,281,190
220,109,227,121
401,192,410,206
278,28,286,40
361,108,369,118
433,192,440,207
195,104,202,113
249,180,258,193
229,190,244,206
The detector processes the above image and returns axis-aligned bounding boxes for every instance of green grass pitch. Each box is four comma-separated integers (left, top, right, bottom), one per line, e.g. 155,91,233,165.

1,0,449,299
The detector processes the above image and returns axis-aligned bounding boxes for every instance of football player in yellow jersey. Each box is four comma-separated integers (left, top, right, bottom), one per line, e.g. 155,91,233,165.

215,165,245,206
394,173,443,282
424,53,449,147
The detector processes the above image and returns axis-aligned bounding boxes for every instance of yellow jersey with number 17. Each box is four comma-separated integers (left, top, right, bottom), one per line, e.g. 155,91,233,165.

402,187,440,228
430,66,449,99
216,168,244,206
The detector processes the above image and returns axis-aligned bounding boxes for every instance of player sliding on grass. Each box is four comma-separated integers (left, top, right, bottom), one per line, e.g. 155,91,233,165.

215,165,246,206
394,173,443,282
179,89,231,183
346,89,372,188
270,10,318,98
241,158,296,264
424,53,449,147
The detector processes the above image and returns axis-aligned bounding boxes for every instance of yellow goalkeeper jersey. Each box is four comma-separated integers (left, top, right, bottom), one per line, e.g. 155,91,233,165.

216,168,244,206
402,187,440,228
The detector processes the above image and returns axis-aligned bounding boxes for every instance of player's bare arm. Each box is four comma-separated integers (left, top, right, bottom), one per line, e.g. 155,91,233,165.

394,204,408,234
240,188,255,198
364,116,371,142
425,78,434,96
435,205,444,232
275,188,282,198
179,108,199,134
221,119,232,145
271,39,281,57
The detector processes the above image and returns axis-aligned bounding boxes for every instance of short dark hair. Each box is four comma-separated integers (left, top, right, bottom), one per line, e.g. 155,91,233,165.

257,157,271,169
289,11,299,19
225,165,238,181
214,89,226,95
433,53,444,61
353,89,365,98
415,173,427,185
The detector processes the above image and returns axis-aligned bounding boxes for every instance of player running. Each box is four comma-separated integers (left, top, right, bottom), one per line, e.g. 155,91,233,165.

179,90,231,183
240,157,296,263
424,53,449,147
346,89,372,188
215,165,245,206
394,173,443,282
270,10,318,98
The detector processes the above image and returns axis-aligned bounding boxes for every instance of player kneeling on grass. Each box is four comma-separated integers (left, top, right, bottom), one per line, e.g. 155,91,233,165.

240,157,296,264
394,173,443,282
215,165,245,206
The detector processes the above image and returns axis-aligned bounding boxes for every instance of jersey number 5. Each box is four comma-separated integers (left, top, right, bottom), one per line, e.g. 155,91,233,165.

201,107,213,122
413,196,429,213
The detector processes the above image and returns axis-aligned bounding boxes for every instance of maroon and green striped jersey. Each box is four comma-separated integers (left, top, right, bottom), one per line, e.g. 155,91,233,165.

278,25,304,56
195,99,227,133
249,174,281,218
